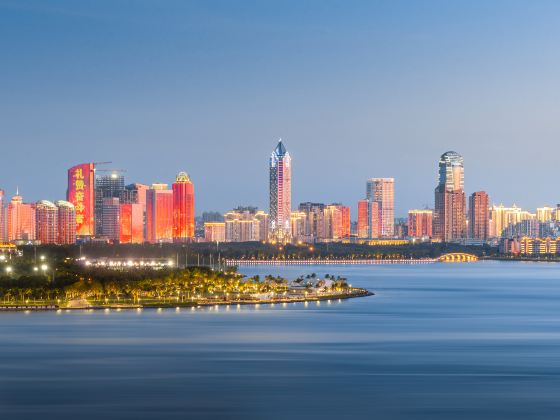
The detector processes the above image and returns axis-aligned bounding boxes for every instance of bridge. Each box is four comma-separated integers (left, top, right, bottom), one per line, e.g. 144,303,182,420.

438,253,478,263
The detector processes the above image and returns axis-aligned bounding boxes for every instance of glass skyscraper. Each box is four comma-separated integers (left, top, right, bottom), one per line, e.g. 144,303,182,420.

269,140,291,242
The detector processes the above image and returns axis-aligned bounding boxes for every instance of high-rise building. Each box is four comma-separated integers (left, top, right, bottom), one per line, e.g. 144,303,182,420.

298,202,325,241
408,209,433,238
67,163,95,237
146,185,173,243
95,171,125,235
369,201,380,239
290,211,307,241
434,152,466,241
35,200,58,244
172,172,195,242
366,178,394,237
324,204,351,240
269,140,292,242
536,207,555,223
120,203,144,244
7,191,36,242
204,222,226,242
468,192,489,240
224,207,268,242
357,200,369,238
0,189,6,242
55,201,76,245
101,197,120,242
489,204,534,238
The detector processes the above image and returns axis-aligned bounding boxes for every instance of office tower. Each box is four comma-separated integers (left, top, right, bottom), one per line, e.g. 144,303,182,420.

269,140,292,242
55,201,76,245
468,192,489,240
95,171,125,235
8,191,36,242
101,197,120,242
35,201,58,244
204,222,226,242
366,178,394,237
146,185,173,243
408,209,433,238
122,183,149,207
172,172,195,242
298,202,325,241
433,151,466,241
120,203,144,244
369,201,380,238
357,200,369,238
324,204,351,240
67,163,95,237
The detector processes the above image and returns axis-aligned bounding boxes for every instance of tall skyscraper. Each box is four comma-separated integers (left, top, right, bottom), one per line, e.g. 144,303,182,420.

120,203,144,244
146,185,173,243
95,171,125,235
434,152,466,241
55,201,76,245
408,209,433,238
468,192,489,240
172,172,195,242
67,163,95,237
35,200,58,244
269,140,292,242
298,202,325,241
357,199,369,238
366,178,394,237
0,189,6,242
101,197,121,242
8,190,36,242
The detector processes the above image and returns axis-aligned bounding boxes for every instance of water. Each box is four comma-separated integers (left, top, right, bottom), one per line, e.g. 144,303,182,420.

2,261,560,419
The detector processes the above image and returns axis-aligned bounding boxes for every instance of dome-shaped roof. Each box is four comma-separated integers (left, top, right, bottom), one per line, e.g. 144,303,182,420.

36,200,56,208
175,171,192,183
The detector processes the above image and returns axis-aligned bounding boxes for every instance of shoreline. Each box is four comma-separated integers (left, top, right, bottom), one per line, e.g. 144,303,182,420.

0,288,373,311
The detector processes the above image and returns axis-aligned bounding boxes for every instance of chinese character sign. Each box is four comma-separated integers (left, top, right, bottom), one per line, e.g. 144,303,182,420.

67,163,95,236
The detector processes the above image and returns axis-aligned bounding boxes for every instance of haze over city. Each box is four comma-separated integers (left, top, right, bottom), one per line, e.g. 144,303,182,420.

3,0,560,214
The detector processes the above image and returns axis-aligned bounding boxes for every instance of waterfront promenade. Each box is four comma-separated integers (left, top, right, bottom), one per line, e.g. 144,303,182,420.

226,258,438,266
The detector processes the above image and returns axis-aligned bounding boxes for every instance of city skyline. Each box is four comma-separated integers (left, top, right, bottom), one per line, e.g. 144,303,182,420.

3,1,560,212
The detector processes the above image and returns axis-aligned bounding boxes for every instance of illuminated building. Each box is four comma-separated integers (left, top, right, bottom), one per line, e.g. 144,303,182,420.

290,212,307,241
122,183,149,207
146,185,173,243
269,140,292,242
35,200,58,244
95,171,125,235
434,152,466,241
120,203,144,244
298,202,325,241
366,178,394,237
8,191,36,242
172,172,195,242
204,222,226,242
55,201,76,245
468,192,489,240
0,189,6,242
536,207,555,223
489,204,534,238
224,207,267,242
101,197,120,242
324,204,351,240
67,163,95,237
357,200,369,238
369,201,380,239
555,205,560,221
519,237,559,255
408,209,433,238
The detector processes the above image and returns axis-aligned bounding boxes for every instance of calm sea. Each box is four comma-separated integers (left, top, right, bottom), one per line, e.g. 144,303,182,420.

2,261,560,419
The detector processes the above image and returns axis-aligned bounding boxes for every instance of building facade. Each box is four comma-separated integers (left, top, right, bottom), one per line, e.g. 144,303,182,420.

7,191,36,242
172,172,195,242
468,191,489,240
434,151,466,241
67,163,95,237
120,203,144,244
35,200,58,244
408,209,433,238
269,140,292,242
146,185,173,243
95,172,125,236
366,178,394,237
55,201,76,245
204,222,226,242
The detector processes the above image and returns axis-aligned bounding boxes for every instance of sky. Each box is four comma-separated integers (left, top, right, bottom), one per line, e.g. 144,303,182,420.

2,0,560,216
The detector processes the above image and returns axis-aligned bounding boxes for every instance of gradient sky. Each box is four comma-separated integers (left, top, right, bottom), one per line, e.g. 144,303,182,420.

2,0,560,216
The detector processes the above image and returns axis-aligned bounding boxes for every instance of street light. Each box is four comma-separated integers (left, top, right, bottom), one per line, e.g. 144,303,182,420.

41,264,48,272
5,266,12,274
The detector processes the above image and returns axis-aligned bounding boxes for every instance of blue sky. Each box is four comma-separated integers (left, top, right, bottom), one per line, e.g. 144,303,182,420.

2,0,560,216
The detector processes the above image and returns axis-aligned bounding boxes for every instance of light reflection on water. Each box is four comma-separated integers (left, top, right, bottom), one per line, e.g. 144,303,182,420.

1,261,560,419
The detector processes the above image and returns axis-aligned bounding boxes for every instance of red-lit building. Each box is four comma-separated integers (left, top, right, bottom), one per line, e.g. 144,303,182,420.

67,163,95,237
120,203,144,244
8,192,36,242
408,209,433,238
35,200,58,244
369,201,380,239
146,185,173,243
324,204,350,240
56,201,76,245
357,200,369,238
172,172,195,242
468,191,489,240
